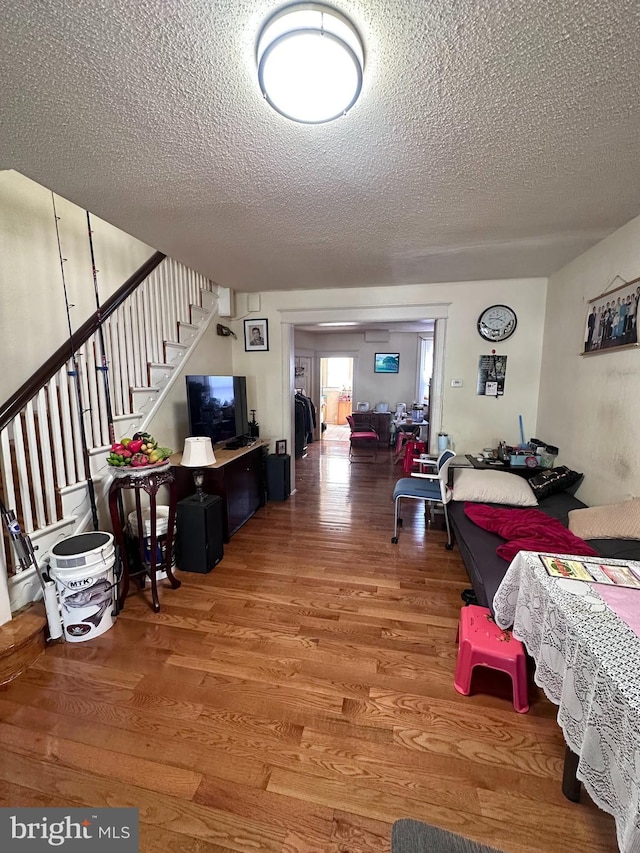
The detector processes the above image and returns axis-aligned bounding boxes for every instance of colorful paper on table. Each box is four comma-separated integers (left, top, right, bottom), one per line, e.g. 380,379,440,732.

540,555,640,589
541,556,594,581
596,563,640,588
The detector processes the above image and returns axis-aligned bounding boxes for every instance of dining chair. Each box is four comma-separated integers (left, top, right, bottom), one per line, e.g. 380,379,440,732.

391,449,456,546
346,415,378,462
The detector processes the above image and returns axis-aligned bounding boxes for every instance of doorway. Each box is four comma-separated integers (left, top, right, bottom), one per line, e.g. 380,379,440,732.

320,357,353,440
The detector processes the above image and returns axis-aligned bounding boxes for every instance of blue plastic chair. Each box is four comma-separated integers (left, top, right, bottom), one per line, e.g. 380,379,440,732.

391,449,456,546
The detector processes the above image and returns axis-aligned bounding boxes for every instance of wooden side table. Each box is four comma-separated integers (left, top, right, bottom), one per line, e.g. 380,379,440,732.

108,465,181,613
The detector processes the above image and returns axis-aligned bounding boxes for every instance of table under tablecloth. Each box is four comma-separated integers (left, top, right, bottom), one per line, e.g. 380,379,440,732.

493,551,640,853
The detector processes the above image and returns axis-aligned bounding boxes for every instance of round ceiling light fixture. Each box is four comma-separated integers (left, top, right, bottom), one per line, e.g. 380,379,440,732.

257,3,364,124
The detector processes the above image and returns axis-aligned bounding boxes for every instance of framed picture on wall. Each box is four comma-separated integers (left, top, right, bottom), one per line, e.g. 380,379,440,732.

244,319,269,351
582,276,640,354
374,352,400,374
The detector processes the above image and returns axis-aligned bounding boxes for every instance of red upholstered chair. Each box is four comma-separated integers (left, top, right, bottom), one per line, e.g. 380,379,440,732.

346,415,378,462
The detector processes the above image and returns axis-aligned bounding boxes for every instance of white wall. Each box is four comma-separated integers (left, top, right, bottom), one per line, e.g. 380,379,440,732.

231,279,548,456
145,326,233,453
294,330,421,408
0,170,154,404
537,213,640,506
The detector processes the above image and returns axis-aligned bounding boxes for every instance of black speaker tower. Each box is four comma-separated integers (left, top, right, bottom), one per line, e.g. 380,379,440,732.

266,454,291,501
176,494,224,573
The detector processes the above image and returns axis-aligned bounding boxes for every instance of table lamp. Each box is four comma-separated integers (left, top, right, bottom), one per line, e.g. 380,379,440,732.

181,437,216,502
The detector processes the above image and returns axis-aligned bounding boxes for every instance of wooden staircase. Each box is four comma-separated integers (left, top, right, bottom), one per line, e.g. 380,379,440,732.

0,256,221,619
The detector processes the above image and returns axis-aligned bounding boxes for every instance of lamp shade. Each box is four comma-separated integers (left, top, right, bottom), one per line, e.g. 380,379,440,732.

181,437,216,468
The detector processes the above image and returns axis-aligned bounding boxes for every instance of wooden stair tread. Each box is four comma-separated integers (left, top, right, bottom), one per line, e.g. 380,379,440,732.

0,603,47,686
0,604,46,651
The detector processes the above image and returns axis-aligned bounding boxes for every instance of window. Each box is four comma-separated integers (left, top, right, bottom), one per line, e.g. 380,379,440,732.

417,335,434,406
325,357,353,389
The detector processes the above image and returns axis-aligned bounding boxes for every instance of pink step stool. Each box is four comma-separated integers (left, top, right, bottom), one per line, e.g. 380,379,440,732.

454,605,529,713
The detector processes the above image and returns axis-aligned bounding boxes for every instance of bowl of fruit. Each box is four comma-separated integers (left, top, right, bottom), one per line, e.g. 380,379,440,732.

107,433,173,476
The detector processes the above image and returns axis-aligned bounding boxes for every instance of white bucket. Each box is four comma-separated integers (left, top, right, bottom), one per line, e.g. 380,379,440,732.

49,531,117,642
127,506,173,580
127,506,169,539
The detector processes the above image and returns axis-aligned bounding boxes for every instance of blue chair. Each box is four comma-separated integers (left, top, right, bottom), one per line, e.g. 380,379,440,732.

391,449,456,547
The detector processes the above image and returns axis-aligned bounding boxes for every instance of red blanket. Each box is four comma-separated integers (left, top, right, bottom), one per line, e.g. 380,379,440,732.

464,503,599,562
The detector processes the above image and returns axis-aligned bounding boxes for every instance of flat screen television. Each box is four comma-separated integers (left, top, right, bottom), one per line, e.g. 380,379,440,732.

185,375,249,448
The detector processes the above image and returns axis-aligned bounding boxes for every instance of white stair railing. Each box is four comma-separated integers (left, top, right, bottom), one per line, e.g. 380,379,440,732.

0,257,217,588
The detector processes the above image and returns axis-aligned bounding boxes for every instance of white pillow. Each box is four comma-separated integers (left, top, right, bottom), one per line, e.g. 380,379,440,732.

568,498,640,540
452,469,538,506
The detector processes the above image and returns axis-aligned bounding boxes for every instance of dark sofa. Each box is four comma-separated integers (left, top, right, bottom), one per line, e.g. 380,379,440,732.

449,490,640,611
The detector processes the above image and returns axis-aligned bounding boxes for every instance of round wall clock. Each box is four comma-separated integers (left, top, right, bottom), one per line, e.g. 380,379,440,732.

477,304,517,342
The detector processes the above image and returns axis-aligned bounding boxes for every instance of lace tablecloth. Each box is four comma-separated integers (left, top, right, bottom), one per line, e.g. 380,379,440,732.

493,551,640,853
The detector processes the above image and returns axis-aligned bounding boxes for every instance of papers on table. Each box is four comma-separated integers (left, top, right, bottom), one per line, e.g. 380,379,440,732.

540,555,640,589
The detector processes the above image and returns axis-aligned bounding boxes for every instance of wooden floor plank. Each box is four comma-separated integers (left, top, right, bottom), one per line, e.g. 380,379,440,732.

1,441,617,852
328,810,392,853
0,719,204,798
0,699,271,790
0,750,285,852
194,775,335,852
267,766,614,853
298,726,566,804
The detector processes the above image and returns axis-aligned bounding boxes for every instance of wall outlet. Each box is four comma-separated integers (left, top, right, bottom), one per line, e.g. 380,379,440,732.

450,379,463,388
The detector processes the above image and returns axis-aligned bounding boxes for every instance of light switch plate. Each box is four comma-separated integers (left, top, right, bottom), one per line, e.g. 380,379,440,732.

450,379,463,388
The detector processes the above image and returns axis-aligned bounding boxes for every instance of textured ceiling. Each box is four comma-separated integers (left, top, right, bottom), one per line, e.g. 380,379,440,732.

2,0,640,292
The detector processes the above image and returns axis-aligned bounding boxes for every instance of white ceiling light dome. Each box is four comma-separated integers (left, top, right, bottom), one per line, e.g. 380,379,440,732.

257,3,364,124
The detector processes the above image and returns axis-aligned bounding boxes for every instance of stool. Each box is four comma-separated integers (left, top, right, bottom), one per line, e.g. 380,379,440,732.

394,424,421,460
402,440,426,474
454,605,529,713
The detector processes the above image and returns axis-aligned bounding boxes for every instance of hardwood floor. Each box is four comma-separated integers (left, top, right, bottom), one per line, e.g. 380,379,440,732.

0,441,617,852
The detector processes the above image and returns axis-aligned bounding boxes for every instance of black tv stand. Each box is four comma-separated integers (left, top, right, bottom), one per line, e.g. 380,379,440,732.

172,441,267,542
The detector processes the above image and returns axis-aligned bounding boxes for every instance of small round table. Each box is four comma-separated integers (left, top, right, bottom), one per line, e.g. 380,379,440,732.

108,464,181,612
